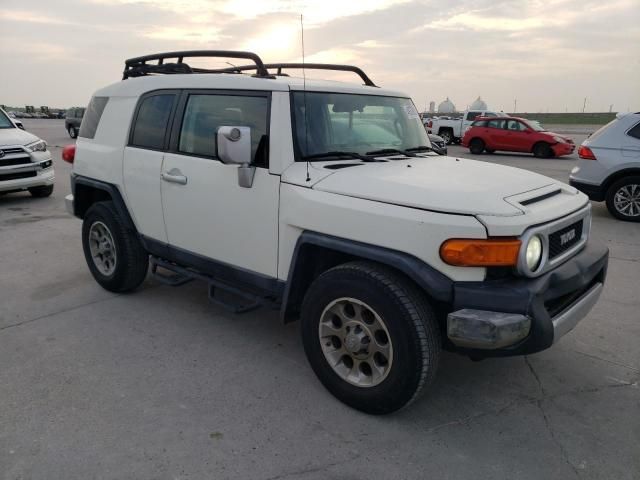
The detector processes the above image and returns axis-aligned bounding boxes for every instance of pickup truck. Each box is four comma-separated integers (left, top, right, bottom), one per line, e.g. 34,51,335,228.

426,110,499,144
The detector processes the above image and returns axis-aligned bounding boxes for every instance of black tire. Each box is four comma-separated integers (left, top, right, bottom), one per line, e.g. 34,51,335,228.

469,138,485,154
68,126,77,139
533,142,553,158
605,176,640,222
485,148,495,154
301,261,441,414
438,129,453,145
82,201,148,292
28,185,54,198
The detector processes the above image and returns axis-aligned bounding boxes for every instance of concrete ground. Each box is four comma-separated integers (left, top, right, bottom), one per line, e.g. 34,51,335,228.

1,120,638,480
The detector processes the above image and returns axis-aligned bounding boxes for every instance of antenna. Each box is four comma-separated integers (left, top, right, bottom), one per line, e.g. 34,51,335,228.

301,14,310,182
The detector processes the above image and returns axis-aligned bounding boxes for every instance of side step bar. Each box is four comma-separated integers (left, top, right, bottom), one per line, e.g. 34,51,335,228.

150,256,263,314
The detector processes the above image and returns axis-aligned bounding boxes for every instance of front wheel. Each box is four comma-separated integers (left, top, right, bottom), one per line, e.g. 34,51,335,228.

533,142,553,158
605,176,640,222
28,185,54,197
82,201,149,292
68,126,77,139
301,262,441,414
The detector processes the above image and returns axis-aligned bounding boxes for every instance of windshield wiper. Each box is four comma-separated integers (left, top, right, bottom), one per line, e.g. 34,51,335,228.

303,151,374,161
405,145,435,153
365,148,416,157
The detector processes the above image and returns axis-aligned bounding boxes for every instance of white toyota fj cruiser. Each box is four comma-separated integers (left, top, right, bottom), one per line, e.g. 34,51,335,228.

64,51,608,414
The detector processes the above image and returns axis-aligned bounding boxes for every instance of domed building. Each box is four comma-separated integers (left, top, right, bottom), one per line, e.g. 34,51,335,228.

437,97,456,114
469,96,488,111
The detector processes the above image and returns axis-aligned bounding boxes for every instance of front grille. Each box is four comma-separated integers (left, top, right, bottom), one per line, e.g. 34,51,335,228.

548,219,583,259
0,147,25,155
0,170,37,181
0,156,32,167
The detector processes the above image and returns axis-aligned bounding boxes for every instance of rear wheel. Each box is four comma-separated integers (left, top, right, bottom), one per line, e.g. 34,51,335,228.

605,176,640,222
28,185,54,197
68,126,77,139
438,129,453,145
301,261,441,414
469,138,485,154
82,201,149,292
533,142,552,158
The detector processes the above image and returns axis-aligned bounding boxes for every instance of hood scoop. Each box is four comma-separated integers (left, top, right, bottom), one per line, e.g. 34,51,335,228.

519,189,562,206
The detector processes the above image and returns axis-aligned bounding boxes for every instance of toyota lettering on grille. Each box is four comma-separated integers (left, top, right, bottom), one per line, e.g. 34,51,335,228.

560,229,576,246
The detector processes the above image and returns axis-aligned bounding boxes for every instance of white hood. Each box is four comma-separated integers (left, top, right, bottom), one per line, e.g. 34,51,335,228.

308,156,560,216
0,127,40,146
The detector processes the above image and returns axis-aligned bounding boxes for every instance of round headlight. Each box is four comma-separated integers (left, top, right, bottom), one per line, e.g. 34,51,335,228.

525,235,543,271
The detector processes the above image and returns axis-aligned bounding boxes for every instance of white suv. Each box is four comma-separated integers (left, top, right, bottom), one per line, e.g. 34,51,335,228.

64,51,609,414
0,107,54,197
570,112,640,221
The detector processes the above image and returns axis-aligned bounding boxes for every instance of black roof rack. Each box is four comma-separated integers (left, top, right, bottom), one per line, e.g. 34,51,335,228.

123,50,274,80
214,63,377,87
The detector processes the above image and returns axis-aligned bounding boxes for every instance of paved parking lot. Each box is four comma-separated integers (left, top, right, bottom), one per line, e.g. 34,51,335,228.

1,120,638,480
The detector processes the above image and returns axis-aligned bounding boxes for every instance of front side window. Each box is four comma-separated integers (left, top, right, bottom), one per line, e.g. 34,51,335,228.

505,119,527,131
130,94,175,149
291,92,430,158
472,120,487,127
178,94,269,165
467,112,480,121
79,97,109,139
0,110,14,129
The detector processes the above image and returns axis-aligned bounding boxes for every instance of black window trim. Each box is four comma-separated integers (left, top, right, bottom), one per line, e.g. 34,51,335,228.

625,120,640,140
167,88,272,168
127,89,181,152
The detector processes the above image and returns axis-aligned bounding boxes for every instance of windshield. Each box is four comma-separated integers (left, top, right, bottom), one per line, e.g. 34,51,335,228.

0,110,15,129
523,119,546,132
291,92,431,159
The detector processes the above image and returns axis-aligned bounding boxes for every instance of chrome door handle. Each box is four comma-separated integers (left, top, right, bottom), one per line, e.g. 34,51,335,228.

161,168,188,185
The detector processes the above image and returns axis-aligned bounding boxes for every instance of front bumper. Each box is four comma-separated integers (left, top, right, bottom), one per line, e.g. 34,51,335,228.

0,166,54,192
446,242,608,357
551,142,576,156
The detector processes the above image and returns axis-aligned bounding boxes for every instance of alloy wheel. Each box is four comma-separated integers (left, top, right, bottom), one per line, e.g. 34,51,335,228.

88,221,117,276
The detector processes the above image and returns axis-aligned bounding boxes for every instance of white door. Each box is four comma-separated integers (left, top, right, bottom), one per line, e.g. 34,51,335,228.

122,91,178,242
160,91,279,277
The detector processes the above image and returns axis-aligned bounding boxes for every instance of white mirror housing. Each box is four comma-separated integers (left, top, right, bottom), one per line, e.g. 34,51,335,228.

217,126,252,165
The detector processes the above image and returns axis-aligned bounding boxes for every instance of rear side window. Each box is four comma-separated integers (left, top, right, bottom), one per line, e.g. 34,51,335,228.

130,94,175,150
466,112,480,121
178,94,269,165
627,121,640,139
79,97,108,139
487,119,505,129
472,120,487,127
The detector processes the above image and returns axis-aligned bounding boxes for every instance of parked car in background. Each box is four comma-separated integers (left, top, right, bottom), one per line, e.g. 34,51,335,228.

427,110,499,144
0,107,54,197
65,107,85,138
570,112,640,222
428,133,447,155
6,112,24,130
462,117,575,158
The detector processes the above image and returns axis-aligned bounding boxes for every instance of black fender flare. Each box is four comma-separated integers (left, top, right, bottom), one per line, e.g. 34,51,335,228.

280,231,453,322
72,175,137,232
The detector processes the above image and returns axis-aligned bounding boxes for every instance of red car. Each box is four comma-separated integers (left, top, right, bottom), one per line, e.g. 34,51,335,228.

461,117,575,158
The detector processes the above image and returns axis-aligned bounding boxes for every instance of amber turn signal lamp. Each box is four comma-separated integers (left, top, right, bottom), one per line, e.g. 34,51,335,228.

440,238,521,267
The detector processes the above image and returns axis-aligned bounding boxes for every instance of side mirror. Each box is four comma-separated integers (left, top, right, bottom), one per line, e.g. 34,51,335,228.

217,126,255,188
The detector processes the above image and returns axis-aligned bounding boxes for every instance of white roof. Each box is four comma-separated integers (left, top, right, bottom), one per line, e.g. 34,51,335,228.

94,73,407,98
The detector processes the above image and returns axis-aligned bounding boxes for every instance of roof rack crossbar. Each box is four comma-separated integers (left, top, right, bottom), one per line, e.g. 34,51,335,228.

123,50,273,80
209,63,378,87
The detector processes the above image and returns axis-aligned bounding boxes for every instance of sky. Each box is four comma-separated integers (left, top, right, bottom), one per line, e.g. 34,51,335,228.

1,0,639,112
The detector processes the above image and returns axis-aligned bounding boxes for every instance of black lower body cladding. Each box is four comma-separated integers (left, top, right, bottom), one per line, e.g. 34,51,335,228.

450,243,609,358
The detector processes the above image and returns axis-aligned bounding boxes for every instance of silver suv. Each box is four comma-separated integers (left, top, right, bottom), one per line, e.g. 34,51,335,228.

570,112,640,221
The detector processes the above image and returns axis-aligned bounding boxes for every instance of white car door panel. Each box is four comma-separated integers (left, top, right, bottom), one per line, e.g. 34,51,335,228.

160,91,279,278
161,155,280,277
